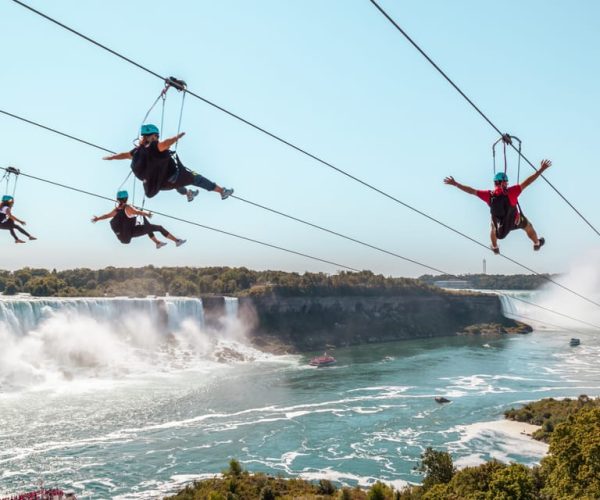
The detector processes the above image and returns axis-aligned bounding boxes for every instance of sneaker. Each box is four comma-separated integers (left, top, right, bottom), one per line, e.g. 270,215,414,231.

29,236,37,241
175,239,187,247
491,246,500,255
156,241,167,249
220,188,234,200
186,189,199,202
534,237,545,251
15,239,25,244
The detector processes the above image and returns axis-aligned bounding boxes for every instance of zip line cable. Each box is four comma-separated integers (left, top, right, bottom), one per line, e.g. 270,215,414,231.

0,165,359,273
9,1,599,305
2,107,600,312
1,163,598,330
12,1,594,269
368,0,600,238
3,6,598,331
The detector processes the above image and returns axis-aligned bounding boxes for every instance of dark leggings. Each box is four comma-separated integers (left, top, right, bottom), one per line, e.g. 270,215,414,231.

0,220,31,241
173,168,217,195
130,223,170,239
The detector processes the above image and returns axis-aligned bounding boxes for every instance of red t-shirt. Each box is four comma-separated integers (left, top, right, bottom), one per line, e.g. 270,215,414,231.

476,185,522,206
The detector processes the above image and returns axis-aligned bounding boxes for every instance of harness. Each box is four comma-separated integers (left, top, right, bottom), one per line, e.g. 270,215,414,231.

110,206,138,244
489,191,518,239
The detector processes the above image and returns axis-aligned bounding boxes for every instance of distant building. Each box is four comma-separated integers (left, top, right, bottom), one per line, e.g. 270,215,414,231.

433,280,472,289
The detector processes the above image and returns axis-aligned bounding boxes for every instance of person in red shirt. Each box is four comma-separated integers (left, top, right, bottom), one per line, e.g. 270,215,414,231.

443,159,552,254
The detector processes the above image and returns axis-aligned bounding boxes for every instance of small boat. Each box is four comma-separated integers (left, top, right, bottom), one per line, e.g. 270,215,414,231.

309,353,336,367
435,396,451,404
569,338,581,346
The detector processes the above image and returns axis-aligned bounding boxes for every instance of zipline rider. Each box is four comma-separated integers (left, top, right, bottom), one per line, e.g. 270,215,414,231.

0,195,36,244
92,190,186,249
103,125,234,203
444,159,552,254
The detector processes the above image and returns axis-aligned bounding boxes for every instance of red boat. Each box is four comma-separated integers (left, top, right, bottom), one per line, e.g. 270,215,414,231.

309,353,336,367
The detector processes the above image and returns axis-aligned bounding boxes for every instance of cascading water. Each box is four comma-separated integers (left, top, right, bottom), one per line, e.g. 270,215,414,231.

224,296,239,319
0,296,263,392
0,296,205,336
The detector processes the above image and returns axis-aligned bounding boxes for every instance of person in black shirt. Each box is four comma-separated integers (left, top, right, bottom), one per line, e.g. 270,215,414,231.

103,124,234,203
0,195,36,243
92,190,186,248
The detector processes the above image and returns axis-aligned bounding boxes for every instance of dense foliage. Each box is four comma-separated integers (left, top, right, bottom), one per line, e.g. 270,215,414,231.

0,267,438,298
504,395,600,442
167,402,600,499
399,403,600,499
165,459,393,499
418,273,554,290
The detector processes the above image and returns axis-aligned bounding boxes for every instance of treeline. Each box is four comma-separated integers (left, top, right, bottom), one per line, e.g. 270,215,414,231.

169,399,600,500
0,267,437,298
419,273,555,290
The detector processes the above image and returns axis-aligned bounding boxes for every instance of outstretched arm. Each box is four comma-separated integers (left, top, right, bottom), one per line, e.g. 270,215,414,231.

7,211,25,225
91,208,117,223
444,176,477,196
157,132,186,152
520,159,551,191
125,205,152,218
103,151,133,161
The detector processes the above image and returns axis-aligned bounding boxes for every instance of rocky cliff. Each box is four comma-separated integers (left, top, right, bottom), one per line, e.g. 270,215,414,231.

221,292,527,353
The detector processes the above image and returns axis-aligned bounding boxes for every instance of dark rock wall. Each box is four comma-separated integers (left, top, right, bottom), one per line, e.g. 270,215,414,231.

235,293,515,351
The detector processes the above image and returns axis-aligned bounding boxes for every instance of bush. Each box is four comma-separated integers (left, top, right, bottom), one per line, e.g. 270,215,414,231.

487,463,536,500
227,458,243,477
259,485,276,500
318,479,336,495
418,448,455,490
367,481,393,500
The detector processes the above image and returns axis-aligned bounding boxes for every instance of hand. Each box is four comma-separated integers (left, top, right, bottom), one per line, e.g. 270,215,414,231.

146,212,153,218
21,221,26,226
91,216,98,223
444,176,457,186
102,156,112,160
540,159,552,171
177,132,186,140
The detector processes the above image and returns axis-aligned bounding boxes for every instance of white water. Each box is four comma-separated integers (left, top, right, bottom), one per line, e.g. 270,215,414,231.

0,296,252,392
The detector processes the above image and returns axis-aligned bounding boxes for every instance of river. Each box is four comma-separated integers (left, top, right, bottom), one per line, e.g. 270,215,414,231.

0,293,598,498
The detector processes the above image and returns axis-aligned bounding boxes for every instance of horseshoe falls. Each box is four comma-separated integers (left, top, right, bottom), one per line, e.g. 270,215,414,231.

1,292,599,498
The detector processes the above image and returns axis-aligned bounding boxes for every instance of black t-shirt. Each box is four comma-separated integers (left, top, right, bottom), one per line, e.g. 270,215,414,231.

130,142,178,198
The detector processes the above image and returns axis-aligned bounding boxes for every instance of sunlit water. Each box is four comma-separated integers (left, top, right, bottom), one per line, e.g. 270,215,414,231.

1,294,599,498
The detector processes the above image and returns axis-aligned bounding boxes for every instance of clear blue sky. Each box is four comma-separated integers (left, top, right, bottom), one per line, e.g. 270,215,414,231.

1,0,599,277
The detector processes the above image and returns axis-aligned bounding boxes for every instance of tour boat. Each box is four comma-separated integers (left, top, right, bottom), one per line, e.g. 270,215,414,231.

309,353,336,367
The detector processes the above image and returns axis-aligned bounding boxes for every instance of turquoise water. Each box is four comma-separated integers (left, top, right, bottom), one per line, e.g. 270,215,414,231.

1,321,598,498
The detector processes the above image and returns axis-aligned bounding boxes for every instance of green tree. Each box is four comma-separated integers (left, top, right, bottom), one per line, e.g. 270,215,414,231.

541,407,600,499
418,448,455,490
486,463,536,500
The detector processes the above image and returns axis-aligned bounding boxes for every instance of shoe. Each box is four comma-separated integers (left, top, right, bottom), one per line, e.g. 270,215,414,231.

186,189,199,202
221,188,234,200
29,236,37,241
534,237,545,251
491,246,500,255
156,241,167,249
175,239,187,247
15,239,25,244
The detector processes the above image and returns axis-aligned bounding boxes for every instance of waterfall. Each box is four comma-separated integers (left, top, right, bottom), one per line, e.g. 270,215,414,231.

0,296,207,390
0,296,204,337
0,295,268,391
224,297,239,320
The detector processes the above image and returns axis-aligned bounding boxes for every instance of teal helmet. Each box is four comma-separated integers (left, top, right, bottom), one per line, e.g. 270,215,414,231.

116,190,129,200
140,124,159,136
494,172,509,183
2,195,13,202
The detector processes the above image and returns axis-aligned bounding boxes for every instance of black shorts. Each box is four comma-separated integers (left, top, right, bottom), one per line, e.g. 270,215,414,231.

514,213,529,230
